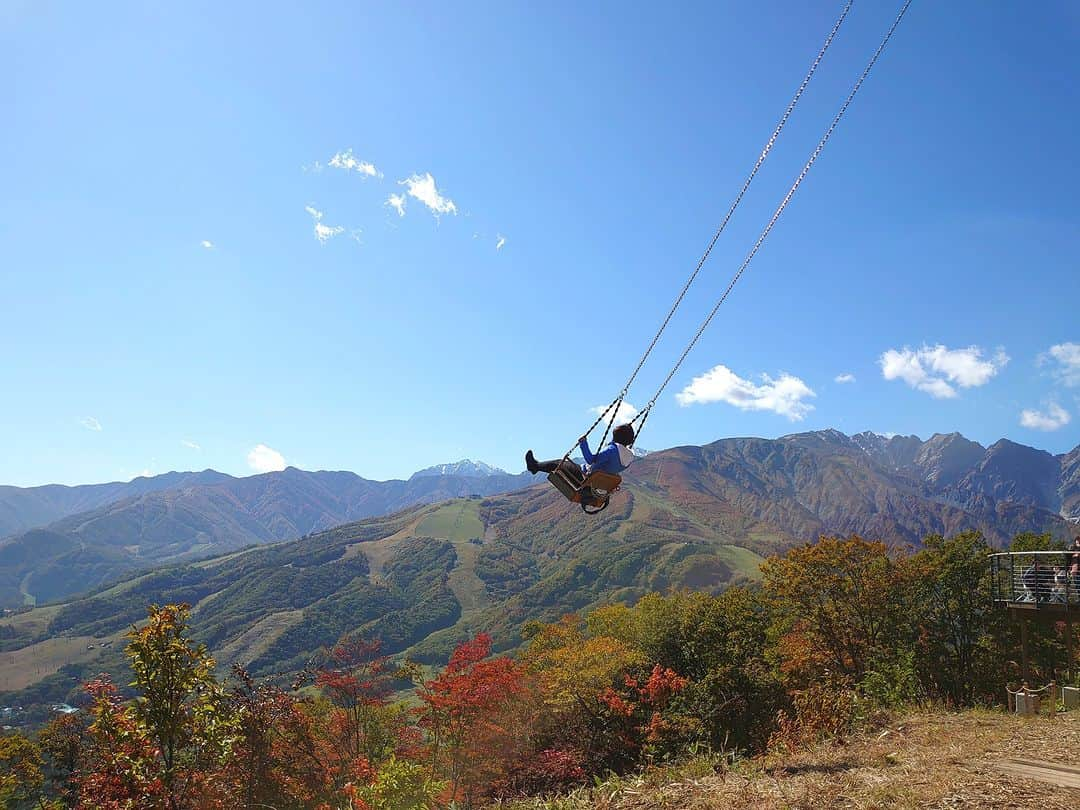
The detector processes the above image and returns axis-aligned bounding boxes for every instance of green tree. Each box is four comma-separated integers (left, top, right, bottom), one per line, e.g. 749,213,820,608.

1010,532,1064,552
588,589,783,752
350,755,442,810
910,531,1005,704
123,603,238,808
37,711,88,804
0,731,44,808
761,536,917,686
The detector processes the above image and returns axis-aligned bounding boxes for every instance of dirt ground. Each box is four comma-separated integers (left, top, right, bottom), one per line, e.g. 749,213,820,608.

555,710,1080,810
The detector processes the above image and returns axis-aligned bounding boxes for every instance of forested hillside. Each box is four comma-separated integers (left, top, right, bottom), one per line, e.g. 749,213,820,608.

0,466,530,608
3,530,1076,809
3,429,1077,711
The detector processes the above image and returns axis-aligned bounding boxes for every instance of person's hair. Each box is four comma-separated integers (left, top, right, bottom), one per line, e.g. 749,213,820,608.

613,424,635,447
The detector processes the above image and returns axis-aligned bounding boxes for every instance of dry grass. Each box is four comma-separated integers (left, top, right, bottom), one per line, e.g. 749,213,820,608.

0,634,118,691
0,604,62,637
500,709,1080,809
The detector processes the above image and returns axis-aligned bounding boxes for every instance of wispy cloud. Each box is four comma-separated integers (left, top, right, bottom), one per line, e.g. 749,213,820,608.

399,173,457,217
879,344,1008,399
385,193,407,218
200,240,214,249
305,205,345,244
676,365,816,421
181,439,201,450
328,149,382,178
1019,402,1071,431
589,401,639,427
1040,342,1080,387
834,373,856,384
495,234,506,251
247,443,286,473
80,416,102,432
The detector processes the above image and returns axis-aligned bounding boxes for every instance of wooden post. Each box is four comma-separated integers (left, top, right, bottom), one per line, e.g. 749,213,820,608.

1067,615,1075,684
1049,681,1057,720
1021,619,1031,684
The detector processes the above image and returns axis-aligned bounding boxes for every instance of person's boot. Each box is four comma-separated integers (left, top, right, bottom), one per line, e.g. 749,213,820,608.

525,450,539,474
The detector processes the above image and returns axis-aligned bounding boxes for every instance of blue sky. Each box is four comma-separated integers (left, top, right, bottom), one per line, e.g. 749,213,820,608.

2,1,1078,487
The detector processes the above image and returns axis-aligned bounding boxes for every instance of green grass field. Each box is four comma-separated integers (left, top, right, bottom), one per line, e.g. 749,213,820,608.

714,544,765,580
416,501,489,612
414,501,484,543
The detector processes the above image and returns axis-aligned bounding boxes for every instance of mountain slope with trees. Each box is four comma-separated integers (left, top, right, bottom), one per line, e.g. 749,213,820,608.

3,430,1074,611
3,530,1076,809
1,429,1075,709
0,466,530,607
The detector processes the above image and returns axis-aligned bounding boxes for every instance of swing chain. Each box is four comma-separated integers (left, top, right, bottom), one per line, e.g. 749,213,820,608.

593,0,855,437
562,391,625,461
634,0,914,412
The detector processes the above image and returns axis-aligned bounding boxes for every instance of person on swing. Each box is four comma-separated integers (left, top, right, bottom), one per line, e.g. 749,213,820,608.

525,423,637,481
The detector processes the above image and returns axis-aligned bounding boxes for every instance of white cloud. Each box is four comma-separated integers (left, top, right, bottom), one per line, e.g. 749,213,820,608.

200,240,214,249
675,365,816,421
834,373,856,384
589,401,639,427
305,205,345,243
315,222,345,242
80,416,102,432
1019,402,1071,431
1041,342,1080,387
247,443,286,473
495,234,506,251
328,149,382,178
879,344,1008,399
399,173,457,217
181,439,201,450
386,193,407,217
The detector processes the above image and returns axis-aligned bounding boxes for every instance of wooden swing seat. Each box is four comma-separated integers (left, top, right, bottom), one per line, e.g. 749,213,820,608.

547,466,622,514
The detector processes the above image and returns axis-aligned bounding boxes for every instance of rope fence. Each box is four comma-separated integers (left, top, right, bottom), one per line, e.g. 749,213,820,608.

1005,680,1080,717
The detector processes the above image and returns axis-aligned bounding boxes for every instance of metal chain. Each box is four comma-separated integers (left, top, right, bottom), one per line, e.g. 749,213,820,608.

635,0,914,419
603,0,854,423
563,393,623,460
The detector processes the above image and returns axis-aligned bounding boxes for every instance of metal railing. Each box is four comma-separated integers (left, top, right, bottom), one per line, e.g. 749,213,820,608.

990,551,1080,608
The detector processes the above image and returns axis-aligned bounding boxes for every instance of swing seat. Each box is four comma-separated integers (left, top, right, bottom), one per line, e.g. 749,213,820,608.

548,466,622,515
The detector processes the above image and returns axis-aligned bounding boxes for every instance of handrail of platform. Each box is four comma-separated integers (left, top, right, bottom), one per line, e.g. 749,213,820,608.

990,550,1080,608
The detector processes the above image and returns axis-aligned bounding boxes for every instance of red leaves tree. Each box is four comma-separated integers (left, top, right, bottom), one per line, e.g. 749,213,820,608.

223,664,335,809
76,676,165,810
416,632,535,806
315,636,411,778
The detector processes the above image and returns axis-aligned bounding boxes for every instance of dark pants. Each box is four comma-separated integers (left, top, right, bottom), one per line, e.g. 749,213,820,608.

535,458,584,484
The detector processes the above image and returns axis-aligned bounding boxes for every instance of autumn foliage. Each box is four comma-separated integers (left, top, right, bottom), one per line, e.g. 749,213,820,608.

4,531,1076,808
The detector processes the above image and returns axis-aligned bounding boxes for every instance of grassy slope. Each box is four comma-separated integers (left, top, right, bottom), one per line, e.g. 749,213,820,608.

2,483,767,701
0,632,124,691
502,709,1080,809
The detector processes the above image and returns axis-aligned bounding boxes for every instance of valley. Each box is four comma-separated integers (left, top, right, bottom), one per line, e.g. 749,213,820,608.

2,429,1077,714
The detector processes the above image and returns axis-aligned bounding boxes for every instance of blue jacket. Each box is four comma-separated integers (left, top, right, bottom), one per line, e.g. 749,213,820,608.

579,437,635,475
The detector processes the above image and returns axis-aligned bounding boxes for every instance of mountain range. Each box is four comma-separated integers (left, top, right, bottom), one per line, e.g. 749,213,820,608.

2,428,1078,707
0,465,529,608
2,430,1078,611
410,460,508,479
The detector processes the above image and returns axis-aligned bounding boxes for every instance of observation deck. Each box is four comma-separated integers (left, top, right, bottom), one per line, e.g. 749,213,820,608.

990,550,1080,614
